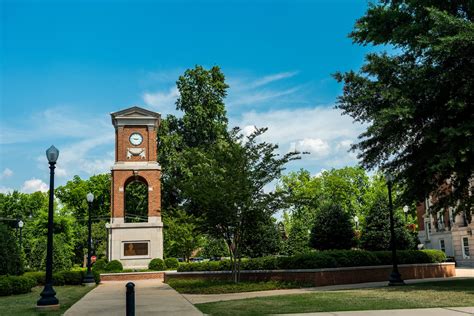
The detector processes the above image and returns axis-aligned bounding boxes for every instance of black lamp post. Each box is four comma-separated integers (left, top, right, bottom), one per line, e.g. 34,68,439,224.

37,145,60,309
83,192,95,285
385,172,405,286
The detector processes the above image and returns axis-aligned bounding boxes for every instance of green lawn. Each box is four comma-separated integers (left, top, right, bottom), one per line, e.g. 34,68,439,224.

166,279,311,294
196,279,474,315
0,285,94,316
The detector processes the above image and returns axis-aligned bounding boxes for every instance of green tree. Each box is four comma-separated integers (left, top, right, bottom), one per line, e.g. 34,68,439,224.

0,224,24,275
199,236,228,259
334,1,474,214
158,65,229,211
163,209,204,261
310,203,355,250
360,194,416,251
241,217,282,258
56,174,111,263
124,180,148,223
182,127,299,282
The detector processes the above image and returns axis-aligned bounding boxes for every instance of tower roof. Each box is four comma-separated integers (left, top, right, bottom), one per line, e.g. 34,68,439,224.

110,106,161,127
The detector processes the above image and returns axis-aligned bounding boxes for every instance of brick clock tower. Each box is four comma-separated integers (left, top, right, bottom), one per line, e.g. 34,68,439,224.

106,106,163,269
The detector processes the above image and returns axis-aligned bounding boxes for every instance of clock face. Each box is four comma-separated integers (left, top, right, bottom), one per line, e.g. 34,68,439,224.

129,133,143,146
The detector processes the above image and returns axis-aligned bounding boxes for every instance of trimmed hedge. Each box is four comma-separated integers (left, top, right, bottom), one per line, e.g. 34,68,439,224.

0,275,36,296
165,258,179,270
149,258,166,271
23,269,100,286
104,260,123,273
177,250,446,272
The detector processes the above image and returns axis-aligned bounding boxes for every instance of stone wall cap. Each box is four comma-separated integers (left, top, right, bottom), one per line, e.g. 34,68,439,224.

100,270,167,276
165,262,454,275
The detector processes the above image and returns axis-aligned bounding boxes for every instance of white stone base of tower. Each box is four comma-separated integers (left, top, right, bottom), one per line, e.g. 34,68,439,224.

106,216,164,269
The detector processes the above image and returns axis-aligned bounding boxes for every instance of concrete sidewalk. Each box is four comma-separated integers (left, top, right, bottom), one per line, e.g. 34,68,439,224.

184,276,473,304
65,280,202,316
277,307,474,315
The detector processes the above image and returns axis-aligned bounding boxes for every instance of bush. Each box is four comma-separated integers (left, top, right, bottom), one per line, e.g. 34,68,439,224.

148,258,166,271
0,275,36,296
104,260,123,272
0,224,24,276
164,258,179,270
92,258,108,272
310,203,355,250
24,269,100,285
176,249,446,272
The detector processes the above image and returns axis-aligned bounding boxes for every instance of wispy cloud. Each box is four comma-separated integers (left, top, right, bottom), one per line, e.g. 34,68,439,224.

142,87,179,115
250,71,299,88
1,168,13,179
0,107,110,145
227,71,301,108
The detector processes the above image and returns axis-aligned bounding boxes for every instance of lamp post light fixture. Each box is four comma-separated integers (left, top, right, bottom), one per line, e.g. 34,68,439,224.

83,192,95,285
385,172,405,286
403,205,409,222
354,215,359,230
18,220,24,249
37,145,60,309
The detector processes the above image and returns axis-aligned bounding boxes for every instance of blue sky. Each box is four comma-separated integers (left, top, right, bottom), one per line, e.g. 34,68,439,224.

0,0,375,193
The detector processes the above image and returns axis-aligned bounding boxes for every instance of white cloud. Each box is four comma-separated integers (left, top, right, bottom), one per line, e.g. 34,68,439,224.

0,186,13,194
233,106,366,170
143,87,179,115
1,168,13,178
293,138,330,157
21,178,48,193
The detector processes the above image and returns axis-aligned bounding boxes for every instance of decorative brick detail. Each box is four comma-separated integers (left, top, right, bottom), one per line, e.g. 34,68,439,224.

101,272,164,281
164,263,455,286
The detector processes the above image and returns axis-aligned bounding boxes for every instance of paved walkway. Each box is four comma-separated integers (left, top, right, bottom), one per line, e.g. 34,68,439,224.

277,307,474,315
65,280,202,316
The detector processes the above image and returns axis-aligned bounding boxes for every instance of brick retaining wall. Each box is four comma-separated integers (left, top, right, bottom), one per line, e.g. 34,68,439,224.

164,263,455,286
101,271,164,281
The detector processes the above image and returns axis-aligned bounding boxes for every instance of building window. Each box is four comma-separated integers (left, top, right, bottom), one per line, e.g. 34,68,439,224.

439,239,446,253
462,237,470,259
123,242,149,257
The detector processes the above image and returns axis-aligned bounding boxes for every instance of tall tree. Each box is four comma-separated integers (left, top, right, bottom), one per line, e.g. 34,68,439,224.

335,1,474,214
182,127,299,282
158,65,229,211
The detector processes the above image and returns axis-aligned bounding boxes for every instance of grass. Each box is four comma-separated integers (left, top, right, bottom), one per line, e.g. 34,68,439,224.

166,279,311,294
0,285,94,316
196,279,474,315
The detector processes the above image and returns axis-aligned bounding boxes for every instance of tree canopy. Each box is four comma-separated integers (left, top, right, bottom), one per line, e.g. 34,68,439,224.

335,0,474,214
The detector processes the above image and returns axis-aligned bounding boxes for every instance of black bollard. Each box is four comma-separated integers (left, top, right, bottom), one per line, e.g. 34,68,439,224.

126,282,135,316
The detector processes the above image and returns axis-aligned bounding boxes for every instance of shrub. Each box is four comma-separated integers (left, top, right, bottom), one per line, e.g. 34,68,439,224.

24,269,100,285
0,275,36,296
176,249,446,272
104,260,123,272
148,258,166,271
373,249,446,265
310,203,355,250
0,224,24,276
164,258,179,270
92,258,108,272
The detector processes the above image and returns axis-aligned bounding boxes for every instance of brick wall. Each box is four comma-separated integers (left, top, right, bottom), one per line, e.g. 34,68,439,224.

164,263,455,286
111,169,161,218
